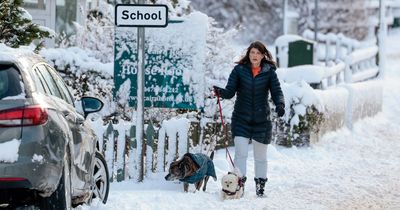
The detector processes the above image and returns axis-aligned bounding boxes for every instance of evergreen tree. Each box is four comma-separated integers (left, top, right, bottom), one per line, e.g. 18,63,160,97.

0,0,52,50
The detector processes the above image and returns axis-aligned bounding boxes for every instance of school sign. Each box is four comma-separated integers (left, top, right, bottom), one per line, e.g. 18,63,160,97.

115,4,168,27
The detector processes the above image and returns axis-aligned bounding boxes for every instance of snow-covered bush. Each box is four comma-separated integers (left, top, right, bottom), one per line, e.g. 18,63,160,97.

274,81,324,147
202,18,238,119
149,0,192,17
285,105,323,147
65,1,115,63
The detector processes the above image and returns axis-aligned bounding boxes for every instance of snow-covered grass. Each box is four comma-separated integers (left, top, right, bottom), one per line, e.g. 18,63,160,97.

73,29,400,210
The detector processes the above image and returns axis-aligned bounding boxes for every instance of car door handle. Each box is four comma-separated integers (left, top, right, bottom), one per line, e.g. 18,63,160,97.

62,110,70,117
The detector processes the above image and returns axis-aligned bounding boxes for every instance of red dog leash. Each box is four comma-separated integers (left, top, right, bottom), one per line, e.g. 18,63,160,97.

216,93,235,168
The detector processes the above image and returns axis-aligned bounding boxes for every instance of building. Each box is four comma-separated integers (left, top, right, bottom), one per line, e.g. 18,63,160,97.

23,0,108,46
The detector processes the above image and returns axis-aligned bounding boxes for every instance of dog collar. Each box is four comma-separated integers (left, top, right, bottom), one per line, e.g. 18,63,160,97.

222,189,237,196
222,184,242,196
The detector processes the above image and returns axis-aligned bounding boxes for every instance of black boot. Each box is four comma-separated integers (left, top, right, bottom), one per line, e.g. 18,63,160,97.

254,177,267,197
239,176,246,197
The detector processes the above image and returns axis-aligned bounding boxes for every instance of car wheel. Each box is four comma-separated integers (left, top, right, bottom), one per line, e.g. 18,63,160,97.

92,151,109,204
39,151,72,210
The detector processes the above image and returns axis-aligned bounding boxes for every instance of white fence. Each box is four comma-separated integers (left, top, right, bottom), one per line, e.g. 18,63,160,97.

345,46,379,83
302,29,371,64
276,30,380,89
88,118,192,182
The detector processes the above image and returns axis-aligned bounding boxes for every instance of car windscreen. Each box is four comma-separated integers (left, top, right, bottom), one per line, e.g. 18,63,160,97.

0,64,24,100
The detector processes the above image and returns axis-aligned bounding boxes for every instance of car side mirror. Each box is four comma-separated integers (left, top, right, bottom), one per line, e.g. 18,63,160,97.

81,96,104,118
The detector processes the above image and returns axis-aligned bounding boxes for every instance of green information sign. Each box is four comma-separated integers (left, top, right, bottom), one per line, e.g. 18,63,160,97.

114,23,205,109
114,46,194,108
114,15,207,109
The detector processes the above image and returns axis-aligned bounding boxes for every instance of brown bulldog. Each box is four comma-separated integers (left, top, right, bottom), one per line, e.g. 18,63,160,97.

165,152,216,192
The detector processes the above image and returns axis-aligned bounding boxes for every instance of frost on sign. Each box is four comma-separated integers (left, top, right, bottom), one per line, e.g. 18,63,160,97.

114,13,207,109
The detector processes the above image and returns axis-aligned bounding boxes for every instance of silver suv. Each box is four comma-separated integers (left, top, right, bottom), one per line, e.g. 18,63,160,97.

0,50,109,209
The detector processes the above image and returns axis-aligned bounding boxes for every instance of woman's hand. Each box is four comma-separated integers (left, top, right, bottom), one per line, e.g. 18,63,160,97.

276,104,285,117
213,86,223,97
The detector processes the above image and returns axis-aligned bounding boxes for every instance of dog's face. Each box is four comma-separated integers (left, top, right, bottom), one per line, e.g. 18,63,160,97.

165,155,198,181
221,173,239,192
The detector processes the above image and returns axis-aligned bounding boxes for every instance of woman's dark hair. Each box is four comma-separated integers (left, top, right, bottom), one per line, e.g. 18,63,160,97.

237,41,276,67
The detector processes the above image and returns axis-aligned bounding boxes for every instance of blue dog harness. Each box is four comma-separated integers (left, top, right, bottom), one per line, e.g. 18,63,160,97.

179,153,217,184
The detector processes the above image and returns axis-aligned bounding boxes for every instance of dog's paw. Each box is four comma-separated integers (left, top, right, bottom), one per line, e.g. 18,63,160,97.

220,193,228,201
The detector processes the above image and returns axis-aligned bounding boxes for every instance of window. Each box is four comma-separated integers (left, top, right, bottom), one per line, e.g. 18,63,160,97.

45,65,74,105
31,68,46,94
36,65,62,99
24,0,46,10
0,65,23,99
56,0,77,36
33,67,51,95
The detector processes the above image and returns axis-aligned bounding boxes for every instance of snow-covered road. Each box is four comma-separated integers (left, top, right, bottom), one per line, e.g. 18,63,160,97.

77,31,400,210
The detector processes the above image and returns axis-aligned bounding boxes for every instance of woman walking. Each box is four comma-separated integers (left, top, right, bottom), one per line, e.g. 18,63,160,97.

214,41,285,197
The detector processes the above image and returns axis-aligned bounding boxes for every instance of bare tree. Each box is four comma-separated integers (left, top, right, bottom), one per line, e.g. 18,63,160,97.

190,0,283,44
191,0,371,42
291,0,369,40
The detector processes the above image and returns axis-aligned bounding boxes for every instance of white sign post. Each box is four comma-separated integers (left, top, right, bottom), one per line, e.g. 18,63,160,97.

115,4,168,182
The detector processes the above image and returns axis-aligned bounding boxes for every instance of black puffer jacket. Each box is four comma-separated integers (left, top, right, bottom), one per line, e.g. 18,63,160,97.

220,62,284,144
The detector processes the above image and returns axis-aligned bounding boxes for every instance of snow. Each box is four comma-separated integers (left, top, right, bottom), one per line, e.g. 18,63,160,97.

323,61,346,79
280,80,323,128
275,34,310,47
0,139,21,163
40,47,113,78
161,117,191,165
343,80,383,129
116,79,131,106
351,67,380,83
19,7,32,21
346,46,378,65
37,26,56,37
277,65,325,84
1,93,26,100
2,5,399,208
72,29,400,210
32,154,44,163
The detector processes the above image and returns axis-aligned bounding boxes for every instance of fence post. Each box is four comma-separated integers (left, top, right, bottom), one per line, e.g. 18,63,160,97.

103,122,115,182
128,125,137,180
145,121,156,174
336,34,343,61
114,129,126,182
345,58,352,83
325,38,330,66
156,126,166,172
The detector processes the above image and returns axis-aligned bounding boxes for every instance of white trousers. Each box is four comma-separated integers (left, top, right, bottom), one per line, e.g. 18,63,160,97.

234,136,268,179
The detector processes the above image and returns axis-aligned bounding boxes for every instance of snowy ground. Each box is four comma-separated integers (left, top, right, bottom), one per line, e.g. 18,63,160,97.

76,31,400,210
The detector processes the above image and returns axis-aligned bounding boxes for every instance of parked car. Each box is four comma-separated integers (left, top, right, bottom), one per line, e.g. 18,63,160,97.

0,50,109,209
